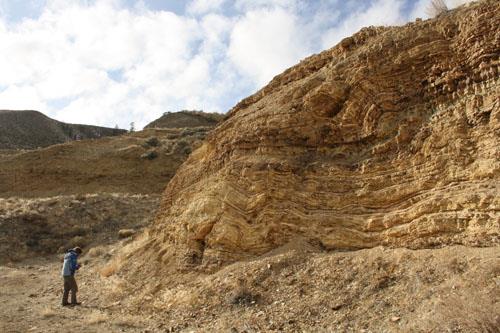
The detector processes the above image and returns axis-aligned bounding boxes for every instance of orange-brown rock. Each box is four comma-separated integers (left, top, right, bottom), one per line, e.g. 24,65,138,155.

138,0,499,269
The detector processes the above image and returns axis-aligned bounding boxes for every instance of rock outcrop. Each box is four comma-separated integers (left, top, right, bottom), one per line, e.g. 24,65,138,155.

0,110,126,150
134,0,499,270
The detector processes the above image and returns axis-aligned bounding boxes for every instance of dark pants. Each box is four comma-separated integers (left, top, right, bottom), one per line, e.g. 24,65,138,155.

62,275,78,305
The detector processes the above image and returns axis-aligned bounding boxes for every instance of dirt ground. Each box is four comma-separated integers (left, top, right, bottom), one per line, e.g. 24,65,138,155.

1,243,498,332
0,247,152,333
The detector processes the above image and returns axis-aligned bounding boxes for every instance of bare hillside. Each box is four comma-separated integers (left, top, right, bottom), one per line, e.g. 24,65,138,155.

0,110,126,150
0,127,211,198
0,194,160,264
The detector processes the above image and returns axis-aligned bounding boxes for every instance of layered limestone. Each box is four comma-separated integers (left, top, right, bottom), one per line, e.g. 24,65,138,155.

140,1,499,268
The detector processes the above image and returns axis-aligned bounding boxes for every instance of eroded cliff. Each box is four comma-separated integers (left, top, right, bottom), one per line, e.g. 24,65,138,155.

134,0,498,271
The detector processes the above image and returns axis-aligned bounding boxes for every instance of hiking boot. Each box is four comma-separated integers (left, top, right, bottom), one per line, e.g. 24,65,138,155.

70,302,82,306
62,303,70,307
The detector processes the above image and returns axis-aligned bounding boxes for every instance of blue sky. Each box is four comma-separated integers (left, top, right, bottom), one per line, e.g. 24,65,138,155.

0,0,472,128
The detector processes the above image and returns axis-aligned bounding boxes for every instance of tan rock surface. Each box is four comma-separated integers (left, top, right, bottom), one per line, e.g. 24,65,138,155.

134,0,499,269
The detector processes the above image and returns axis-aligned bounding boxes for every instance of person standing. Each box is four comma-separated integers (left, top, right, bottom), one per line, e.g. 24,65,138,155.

61,247,82,306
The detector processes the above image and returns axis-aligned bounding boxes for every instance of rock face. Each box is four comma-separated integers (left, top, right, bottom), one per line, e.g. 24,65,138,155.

141,0,499,268
0,110,126,149
144,110,224,129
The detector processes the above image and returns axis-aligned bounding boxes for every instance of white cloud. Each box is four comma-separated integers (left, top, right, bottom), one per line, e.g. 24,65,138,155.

0,85,49,111
0,1,210,128
322,0,405,49
234,0,298,11
187,0,227,15
228,7,311,86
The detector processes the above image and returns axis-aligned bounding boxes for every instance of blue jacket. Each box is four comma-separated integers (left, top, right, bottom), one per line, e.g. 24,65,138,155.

61,250,80,276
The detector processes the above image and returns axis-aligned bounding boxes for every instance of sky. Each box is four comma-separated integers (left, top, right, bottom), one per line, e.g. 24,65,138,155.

0,0,474,129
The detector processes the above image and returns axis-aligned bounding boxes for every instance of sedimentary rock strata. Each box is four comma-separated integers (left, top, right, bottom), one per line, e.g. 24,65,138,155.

140,0,499,268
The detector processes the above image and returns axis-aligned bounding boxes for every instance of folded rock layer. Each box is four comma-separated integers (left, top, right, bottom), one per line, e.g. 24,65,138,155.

140,0,499,269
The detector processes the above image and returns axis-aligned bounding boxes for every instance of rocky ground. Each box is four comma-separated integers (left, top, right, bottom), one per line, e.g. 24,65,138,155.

0,243,498,332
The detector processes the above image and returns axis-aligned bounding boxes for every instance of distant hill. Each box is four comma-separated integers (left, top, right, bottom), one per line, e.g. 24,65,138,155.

144,110,224,129
0,110,126,149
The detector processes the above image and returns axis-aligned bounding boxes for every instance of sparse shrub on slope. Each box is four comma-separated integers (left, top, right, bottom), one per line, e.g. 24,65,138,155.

173,139,192,155
144,136,160,147
140,150,158,160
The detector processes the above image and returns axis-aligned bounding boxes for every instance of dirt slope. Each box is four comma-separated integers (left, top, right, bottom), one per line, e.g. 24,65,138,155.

0,126,213,263
0,127,211,198
0,110,125,150
0,194,160,264
144,110,224,129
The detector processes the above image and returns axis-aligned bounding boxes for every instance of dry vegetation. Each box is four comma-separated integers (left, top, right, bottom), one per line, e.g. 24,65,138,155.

100,259,121,278
86,311,109,324
0,194,160,263
40,307,58,318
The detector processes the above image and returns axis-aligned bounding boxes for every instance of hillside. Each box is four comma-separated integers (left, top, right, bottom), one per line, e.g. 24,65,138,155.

0,109,221,264
0,193,160,264
107,1,499,331
0,127,212,198
144,110,224,129
0,110,126,149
